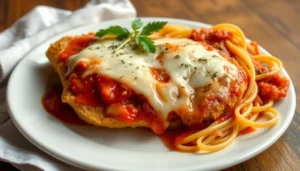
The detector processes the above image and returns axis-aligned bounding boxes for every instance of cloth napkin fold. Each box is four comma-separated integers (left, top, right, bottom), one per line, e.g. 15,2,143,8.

0,0,136,170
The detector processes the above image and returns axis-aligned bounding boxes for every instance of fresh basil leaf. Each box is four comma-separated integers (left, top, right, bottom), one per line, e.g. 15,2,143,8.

95,29,107,37
140,21,167,36
96,26,130,40
96,19,168,53
132,18,143,31
135,36,156,53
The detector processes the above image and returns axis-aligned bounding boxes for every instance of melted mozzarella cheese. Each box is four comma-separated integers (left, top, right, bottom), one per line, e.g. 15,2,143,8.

67,38,238,126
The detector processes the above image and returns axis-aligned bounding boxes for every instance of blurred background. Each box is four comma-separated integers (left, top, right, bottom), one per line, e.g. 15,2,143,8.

1,0,299,171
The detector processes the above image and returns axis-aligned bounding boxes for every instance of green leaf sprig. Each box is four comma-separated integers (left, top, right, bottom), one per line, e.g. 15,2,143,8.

96,19,167,53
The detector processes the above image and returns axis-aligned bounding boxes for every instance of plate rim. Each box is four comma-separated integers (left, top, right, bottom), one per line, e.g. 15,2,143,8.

6,17,297,171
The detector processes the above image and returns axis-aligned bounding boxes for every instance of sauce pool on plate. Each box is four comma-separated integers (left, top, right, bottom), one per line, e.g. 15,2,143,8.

42,83,88,125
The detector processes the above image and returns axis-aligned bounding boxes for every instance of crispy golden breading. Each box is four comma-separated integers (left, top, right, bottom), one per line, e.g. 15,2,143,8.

46,36,148,128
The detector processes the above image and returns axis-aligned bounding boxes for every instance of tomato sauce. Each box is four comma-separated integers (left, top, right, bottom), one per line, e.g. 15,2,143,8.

191,28,232,43
253,59,269,75
149,68,170,83
160,128,194,152
59,33,95,62
191,28,233,56
160,122,212,152
239,127,256,135
258,74,289,101
216,109,235,122
42,83,88,125
249,41,259,55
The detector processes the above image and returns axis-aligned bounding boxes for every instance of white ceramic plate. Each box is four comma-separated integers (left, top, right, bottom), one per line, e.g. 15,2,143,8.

7,18,296,171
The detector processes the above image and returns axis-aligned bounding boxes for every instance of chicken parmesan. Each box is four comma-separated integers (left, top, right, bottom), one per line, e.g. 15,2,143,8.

44,20,289,152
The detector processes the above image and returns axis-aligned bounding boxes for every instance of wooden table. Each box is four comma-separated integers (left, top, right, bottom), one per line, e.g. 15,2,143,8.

1,0,299,170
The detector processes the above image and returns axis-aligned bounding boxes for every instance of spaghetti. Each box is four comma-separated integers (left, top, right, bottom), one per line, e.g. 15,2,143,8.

154,24,288,152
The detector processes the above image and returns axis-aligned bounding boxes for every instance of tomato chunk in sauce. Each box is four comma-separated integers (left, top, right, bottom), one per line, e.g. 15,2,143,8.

191,28,232,43
258,74,289,101
190,28,233,56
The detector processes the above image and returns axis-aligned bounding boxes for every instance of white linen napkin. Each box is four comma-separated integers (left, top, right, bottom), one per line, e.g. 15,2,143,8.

0,0,136,170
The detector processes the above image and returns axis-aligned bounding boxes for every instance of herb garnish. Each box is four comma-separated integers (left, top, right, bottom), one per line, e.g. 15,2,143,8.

96,19,167,53
198,58,208,64
174,55,181,59
213,72,218,78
